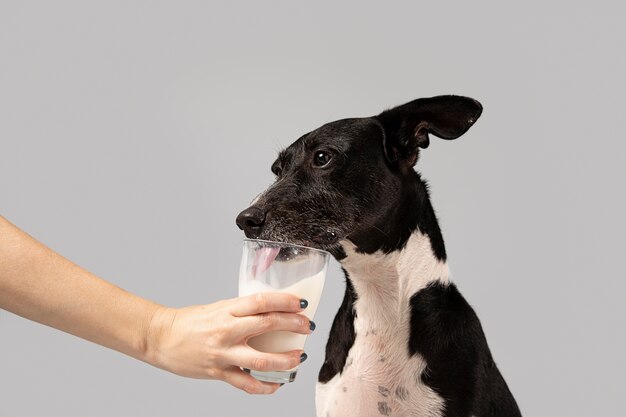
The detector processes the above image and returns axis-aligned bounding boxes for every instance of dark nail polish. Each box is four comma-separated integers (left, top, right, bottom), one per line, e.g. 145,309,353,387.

279,383,285,386
309,321,316,331
300,352,308,363
300,299,308,309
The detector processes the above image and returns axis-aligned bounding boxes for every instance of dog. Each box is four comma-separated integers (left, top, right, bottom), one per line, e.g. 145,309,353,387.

236,95,521,417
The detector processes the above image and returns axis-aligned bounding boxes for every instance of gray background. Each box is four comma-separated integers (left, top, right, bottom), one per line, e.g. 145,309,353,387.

1,1,624,416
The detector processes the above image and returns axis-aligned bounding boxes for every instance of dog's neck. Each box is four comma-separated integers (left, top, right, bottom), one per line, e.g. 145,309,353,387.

332,174,449,334
339,232,449,333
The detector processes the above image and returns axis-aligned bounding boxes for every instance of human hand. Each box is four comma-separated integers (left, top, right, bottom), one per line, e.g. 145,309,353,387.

144,293,313,394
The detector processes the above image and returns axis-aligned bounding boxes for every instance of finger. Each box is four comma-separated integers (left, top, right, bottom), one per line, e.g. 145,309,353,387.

230,292,307,317
221,366,281,395
227,347,305,373
231,312,313,341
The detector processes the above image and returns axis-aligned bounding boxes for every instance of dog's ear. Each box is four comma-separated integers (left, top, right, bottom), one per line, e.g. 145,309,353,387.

376,95,482,167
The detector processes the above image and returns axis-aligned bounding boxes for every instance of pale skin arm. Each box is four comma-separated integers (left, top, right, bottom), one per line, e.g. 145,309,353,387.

0,216,312,394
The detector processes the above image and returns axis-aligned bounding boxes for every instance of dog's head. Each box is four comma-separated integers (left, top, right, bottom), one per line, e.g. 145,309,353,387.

236,95,482,259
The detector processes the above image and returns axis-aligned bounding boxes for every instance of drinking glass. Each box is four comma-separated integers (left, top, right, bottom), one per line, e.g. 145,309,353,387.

238,239,330,383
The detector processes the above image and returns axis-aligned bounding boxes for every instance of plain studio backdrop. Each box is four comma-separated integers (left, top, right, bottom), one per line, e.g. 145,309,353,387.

1,2,624,416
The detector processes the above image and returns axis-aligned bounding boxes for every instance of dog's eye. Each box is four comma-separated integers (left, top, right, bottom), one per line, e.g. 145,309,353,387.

313,151,332,167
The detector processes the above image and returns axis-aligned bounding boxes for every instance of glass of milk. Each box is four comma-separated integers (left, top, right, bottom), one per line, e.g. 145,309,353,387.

238,238,330,384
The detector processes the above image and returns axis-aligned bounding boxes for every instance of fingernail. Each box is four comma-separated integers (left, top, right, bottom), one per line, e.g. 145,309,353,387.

300,299,308,309
309,321,316,331
300,352,308,363
279,383,285,386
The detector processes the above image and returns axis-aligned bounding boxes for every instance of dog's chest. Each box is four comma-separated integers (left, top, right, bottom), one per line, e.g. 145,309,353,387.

316,236,448,417
316,331,444,417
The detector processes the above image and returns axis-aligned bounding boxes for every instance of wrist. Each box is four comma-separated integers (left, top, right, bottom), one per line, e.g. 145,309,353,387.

143,305,176,369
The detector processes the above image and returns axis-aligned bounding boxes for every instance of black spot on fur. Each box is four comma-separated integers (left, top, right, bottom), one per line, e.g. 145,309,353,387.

377,402,391,416
409,282,521,417
395,386,408,401
318,272,357,383
378,386,390,397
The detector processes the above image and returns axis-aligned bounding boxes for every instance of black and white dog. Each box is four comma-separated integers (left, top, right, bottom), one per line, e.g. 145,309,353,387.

236,96,521,417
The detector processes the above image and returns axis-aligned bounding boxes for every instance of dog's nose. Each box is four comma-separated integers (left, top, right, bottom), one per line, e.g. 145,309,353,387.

236,206,266,238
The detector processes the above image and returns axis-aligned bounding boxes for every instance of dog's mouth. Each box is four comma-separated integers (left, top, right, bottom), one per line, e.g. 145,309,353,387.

251,241,327,276
255,241,328,262
292,229,341,248
311,230,339,246
275,246,305,262
251,229,339,269
257,227,340,249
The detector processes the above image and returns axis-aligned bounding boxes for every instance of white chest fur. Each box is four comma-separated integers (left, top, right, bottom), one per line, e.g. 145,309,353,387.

316,233,449,417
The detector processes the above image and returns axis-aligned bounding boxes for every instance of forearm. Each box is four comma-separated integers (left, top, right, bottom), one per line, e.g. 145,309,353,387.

0,216,161,362
0,216,313,394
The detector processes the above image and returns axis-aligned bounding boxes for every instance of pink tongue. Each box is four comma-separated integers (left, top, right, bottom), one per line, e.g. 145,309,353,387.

252,247,280,277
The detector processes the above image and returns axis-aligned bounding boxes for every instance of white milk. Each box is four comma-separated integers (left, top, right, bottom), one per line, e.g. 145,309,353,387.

239,270,326,353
